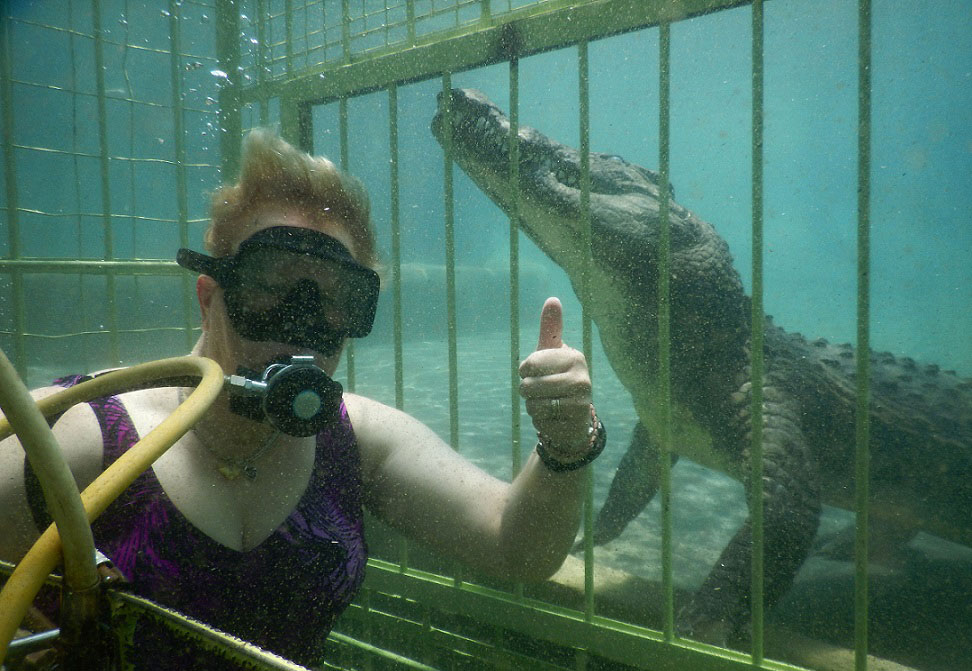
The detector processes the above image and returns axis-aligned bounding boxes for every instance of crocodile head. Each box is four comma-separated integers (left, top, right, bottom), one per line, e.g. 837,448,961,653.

431,88,749,409
431,88,670,284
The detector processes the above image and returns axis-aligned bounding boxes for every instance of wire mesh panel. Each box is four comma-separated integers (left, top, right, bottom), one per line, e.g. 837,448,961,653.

0,0,223,385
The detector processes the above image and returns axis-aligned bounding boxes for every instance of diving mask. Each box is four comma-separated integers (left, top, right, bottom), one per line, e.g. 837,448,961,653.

177,226,380,357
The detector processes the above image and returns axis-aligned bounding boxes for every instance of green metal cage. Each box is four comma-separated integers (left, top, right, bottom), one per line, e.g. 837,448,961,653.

3,0,965,670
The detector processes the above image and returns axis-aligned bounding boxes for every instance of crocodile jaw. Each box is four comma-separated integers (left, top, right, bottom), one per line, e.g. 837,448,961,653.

431,88,667,282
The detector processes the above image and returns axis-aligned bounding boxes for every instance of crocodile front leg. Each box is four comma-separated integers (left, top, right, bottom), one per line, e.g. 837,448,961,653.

591,421,679,546
679,377,822,645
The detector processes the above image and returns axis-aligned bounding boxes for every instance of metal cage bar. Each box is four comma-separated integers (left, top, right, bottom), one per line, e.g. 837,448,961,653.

440,72,461,458
576,39,595,625
656,19,676,644
854,1,873,669
387,82,412,574
169,0,196,353
92,0,120,366
749,0,766,662
338,96,357,392
389,84,405,414
0,7,26,376
508,57,523,479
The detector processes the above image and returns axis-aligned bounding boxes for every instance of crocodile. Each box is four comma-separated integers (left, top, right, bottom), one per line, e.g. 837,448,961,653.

431,88,972,644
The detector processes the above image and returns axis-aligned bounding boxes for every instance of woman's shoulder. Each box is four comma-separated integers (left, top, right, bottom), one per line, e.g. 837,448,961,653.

37,378,177,455
341,391,391,418
115,386,181,439
341,392,422,481
342,392,421,441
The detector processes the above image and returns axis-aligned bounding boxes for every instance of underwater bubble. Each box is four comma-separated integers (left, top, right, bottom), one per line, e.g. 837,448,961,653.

210,69,229,80
161,10,171,18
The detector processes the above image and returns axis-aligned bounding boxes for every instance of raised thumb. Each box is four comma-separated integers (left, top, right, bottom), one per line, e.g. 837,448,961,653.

536,297,563,350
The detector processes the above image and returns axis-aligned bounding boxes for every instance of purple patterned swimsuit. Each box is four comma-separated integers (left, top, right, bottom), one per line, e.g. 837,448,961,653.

26,375,368,667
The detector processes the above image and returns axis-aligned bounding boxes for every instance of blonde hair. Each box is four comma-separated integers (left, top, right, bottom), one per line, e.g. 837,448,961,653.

206,129,377,269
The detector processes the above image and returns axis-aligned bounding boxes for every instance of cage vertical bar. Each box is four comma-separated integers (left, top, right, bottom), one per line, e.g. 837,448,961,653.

389,84,405,413
440,73,460,457
749,0,766,662
855,1,873,669
656,20,675,643
168,0,194,352
388,82,410,573
576,40,597,626
0,8,26,377
508,59,522,478
338,96,357,393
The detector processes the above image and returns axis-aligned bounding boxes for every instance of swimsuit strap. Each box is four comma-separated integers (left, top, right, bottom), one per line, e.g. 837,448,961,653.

22,374,141,531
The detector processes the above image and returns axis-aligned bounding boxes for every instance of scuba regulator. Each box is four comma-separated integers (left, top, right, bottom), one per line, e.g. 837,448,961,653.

225,355,343,437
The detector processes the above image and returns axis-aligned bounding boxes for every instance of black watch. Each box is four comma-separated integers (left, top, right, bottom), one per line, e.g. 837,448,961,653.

536,419,606,472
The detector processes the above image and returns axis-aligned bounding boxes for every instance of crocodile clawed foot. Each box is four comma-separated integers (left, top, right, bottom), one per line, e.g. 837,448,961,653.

676,607,731,647
677,603,755,650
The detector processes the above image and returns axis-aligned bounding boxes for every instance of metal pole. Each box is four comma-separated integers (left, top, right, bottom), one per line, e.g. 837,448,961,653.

657,22,675,642
855,1,873,668
749,0,766,662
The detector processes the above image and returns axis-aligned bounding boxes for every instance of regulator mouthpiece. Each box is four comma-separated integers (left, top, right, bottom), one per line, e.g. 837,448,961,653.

226,355,343,436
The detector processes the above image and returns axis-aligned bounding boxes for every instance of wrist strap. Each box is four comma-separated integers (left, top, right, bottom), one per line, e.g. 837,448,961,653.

536,413,606,473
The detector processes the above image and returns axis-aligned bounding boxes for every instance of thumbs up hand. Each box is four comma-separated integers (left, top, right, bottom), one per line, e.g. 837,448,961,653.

519,298,594,459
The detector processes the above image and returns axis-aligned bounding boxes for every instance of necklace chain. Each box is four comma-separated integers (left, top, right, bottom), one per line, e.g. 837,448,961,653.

178,387,282,481
211,429,282,481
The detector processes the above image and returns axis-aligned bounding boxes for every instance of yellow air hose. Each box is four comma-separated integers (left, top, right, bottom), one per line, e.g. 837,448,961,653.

0,353,224,664
0,348,99,611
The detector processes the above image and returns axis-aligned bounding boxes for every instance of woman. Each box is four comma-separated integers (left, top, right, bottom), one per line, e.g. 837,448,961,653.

0,130,604,665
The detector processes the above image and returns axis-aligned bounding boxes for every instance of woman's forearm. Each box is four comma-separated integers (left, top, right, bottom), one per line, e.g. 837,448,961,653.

497,449,586,581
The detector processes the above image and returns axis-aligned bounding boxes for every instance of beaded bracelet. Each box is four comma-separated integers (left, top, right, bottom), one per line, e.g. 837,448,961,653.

535,405,607,473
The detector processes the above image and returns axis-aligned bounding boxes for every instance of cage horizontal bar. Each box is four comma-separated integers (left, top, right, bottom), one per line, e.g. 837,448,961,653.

326,629,440,671
7,16,216,61
247,0,751,105
361,559,806,671
8,143,216,166
0,327,197,339
5,80,219,115
9,212,204,227
0,259,185,274
338,602,568,670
